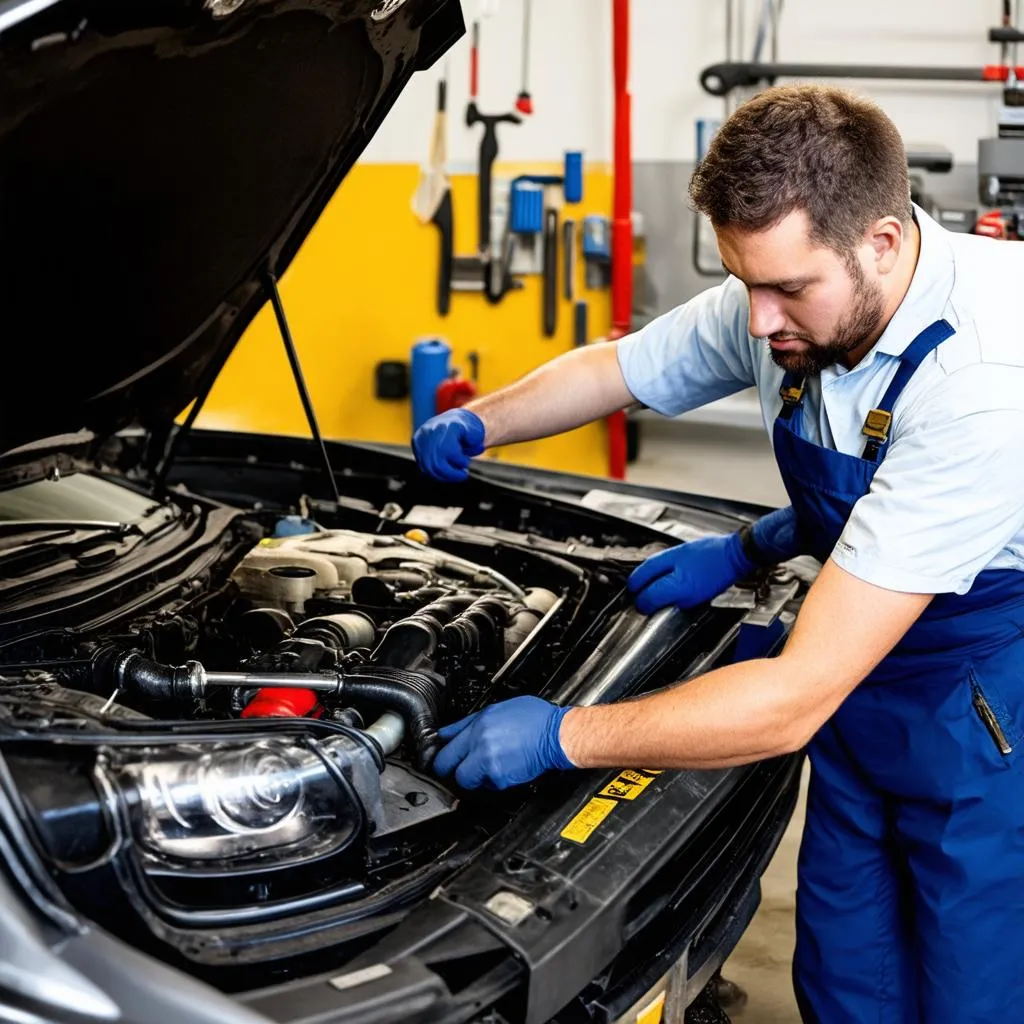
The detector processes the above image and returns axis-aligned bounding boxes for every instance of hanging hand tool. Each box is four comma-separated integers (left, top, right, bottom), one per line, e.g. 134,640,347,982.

516,0,534,115
562,219,576,301
466,21,520,290
432,194,454,315
430,75,453,316
573,300,588,347
412,67,454,316
542,207,558,337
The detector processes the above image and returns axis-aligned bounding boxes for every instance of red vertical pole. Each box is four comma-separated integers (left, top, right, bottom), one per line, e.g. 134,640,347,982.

611,0,633,335
469,21,480,99
606,0,631,480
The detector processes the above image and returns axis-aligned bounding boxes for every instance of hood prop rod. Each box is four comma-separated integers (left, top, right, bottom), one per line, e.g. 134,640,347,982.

152,342,226,496
265,272,341,506
152,274,341,505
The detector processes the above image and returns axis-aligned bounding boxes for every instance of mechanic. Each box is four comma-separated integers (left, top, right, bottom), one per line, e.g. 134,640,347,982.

410,85,1024,1023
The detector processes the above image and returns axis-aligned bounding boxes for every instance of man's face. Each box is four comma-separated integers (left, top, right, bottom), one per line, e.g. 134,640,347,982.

716,210,886,375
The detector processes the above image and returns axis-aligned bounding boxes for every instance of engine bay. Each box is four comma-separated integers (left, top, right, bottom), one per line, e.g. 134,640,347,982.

0,498,683,976
0,463,804,987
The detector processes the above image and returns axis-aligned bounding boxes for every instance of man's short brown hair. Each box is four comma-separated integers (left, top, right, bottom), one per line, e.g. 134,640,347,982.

689,84,913,259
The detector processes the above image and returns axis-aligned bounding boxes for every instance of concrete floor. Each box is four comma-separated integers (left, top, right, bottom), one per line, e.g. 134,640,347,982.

627,417,803,1024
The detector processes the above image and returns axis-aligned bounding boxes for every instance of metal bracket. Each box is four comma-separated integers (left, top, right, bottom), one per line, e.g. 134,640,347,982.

711,574,801,627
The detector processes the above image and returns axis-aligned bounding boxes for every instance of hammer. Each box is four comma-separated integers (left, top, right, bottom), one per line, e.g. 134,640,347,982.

466,21,521,258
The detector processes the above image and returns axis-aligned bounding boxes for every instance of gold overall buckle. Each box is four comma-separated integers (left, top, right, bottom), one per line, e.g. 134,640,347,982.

779,380,805,406
861,408,892,442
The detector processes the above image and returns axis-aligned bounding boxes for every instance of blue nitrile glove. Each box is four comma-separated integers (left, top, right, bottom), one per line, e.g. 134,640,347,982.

411,409,486,483
749,504,802,564
628,506,800,615
433,696,576,790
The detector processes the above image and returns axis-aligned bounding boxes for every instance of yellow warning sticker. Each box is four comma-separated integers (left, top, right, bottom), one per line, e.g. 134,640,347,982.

636,990,666,1024
599,769,660,801
560,797,617,844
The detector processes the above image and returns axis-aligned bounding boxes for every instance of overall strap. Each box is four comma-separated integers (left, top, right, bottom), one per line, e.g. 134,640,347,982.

777,371,806,421
861,319,956,461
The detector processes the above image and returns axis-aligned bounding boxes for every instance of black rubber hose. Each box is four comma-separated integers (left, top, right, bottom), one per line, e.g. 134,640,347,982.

395,585,453,606
102,650,443,769
416,594,477,620
372,569,431,591
441,594,509,665
370,620,437,671
114,653,204,702
372,593,476,669
341,667,444,770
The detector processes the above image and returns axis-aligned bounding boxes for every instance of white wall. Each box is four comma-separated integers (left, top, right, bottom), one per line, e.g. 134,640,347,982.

364,0,1009,168
365,0,612,166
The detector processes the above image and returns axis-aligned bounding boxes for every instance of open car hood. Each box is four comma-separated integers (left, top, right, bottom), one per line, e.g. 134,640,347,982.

0,0,462,458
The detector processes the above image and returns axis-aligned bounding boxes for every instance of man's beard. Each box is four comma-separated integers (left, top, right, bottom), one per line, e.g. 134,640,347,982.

764,272,886,376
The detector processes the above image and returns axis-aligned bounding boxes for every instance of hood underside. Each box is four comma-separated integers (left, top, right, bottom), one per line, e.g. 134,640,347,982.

0,0,462,458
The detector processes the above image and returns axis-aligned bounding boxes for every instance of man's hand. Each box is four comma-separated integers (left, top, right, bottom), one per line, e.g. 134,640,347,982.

433,696,576,790
628,534,752,614
412,409,486,483
628,506,801,614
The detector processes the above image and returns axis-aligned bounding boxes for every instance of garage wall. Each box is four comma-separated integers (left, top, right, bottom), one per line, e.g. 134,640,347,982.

197,1,1011,473
365,0,1007,168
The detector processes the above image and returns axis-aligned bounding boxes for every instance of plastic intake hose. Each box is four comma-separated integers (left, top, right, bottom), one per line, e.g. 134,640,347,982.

340,667,444,770
116,653,205,702
113,652,443,769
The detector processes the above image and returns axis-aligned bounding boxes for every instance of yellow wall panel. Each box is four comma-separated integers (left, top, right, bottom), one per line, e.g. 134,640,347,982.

196,163,615,478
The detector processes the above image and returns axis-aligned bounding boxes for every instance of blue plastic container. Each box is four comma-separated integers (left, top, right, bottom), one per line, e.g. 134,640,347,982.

410,338,451,431
563,150,584,203
510,181,544,233
582,215,610,259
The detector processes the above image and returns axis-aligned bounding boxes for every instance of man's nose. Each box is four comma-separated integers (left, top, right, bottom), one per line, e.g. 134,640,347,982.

747,290,788,338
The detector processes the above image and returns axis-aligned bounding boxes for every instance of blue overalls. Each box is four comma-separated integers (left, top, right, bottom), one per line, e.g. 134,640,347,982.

773,320,1024,1022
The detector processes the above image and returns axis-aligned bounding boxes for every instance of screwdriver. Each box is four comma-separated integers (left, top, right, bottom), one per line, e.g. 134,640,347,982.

515,0,533,115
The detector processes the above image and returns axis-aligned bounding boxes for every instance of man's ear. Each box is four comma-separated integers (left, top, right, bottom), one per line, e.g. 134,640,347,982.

867,216,904,275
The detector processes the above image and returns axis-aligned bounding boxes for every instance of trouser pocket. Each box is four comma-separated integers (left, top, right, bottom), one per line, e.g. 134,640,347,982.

971,680,1013,755
968,657,1022,762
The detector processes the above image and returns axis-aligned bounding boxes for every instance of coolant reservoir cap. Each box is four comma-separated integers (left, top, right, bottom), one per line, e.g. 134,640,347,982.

403,528,430,545
273,516,322,538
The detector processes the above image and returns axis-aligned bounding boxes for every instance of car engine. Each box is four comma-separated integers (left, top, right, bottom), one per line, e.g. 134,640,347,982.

0,507,729,980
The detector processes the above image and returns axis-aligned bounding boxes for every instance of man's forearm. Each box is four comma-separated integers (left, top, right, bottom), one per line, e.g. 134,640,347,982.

558,652,832,770
559,560,932,771
466,342,634,447
430,562,934,790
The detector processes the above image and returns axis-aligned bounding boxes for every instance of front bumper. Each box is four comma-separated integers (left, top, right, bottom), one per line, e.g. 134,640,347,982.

240,754,801,1024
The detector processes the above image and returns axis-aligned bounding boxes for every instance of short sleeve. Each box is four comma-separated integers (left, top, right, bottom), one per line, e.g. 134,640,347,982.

616,277,757,417
832,362,1024,594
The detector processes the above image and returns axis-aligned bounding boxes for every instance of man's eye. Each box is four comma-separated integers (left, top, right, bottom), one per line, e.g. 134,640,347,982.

779,286,804,297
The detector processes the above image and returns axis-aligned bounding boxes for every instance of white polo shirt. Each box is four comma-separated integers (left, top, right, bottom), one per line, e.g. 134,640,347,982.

616,206,1024,595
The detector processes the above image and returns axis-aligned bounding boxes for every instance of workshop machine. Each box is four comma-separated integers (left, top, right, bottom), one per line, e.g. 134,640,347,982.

700,0,1024,241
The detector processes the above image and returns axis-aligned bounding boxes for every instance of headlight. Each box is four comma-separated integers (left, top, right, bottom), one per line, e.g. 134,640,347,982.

99,737,366,867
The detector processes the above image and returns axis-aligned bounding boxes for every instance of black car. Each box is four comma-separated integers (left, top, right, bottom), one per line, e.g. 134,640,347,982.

0,1,805,1022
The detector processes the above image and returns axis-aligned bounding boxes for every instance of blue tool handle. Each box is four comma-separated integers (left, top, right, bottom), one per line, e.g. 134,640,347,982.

563,150,584,202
